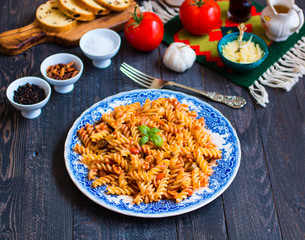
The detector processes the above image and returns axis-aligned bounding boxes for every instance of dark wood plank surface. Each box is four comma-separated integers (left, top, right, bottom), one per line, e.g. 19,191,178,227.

0,0,304,239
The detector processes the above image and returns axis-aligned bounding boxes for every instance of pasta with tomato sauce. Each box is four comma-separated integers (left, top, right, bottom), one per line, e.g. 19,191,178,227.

74,98,221,204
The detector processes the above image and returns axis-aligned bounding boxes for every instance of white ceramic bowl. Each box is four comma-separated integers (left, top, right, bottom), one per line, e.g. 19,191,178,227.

80,28,121,68
6,76,51,119
40,53,83,93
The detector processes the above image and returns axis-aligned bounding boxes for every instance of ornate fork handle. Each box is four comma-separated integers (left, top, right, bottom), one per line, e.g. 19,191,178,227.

167,81,247,109
200,91,247,109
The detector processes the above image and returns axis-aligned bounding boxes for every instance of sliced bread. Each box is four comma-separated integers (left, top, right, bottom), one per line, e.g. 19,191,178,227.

36,0,78,32
58,0,96,21
75,0,111,15
94,0,130,12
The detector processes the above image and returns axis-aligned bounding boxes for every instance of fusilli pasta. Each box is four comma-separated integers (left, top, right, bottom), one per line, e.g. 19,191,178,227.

74,98,221,204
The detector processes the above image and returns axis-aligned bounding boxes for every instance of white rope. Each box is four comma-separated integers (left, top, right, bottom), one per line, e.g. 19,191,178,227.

251,36,305,105
249,80,269,107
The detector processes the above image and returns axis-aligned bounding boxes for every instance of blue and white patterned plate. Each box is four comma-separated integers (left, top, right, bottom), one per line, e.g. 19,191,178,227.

64,89,241,218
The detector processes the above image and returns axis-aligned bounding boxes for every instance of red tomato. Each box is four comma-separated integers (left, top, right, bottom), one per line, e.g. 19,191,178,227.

130,147,140,154
124,5,164,51
179,0,221,35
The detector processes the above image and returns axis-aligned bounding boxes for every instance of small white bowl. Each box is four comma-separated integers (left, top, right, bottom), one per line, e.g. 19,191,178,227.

80,28,121,68
40,53,83,93
6,76,51,119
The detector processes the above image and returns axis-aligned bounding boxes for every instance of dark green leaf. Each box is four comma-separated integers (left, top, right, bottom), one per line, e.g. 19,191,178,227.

138,125,150,135
139,135,149,146
150,134,163,147
147,128,160,136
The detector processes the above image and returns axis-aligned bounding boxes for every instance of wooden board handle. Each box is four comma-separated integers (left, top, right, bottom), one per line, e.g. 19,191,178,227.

0,20,50,55
0,1,137,55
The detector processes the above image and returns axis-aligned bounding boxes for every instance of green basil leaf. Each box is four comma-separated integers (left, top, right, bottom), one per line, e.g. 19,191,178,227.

150,134,163,147
139,135,149,146
148,128,160,136
138,125,150,135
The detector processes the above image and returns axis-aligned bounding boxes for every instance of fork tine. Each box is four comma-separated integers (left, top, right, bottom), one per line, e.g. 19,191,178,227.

121,62,154,84
120,64,155,87
120,67,151,88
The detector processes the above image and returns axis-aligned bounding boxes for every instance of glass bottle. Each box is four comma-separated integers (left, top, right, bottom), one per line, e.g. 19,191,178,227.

228,0,253,22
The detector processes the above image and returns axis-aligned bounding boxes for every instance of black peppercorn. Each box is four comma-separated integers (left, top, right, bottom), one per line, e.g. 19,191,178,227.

13,83,46,105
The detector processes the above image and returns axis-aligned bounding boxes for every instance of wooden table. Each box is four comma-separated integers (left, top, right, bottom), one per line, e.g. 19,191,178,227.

0,0,304,239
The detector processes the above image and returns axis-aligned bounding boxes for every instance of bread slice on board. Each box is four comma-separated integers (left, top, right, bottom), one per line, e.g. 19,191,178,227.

58,0,96,21
75,0,111,15
36,0,78,32
94,0,130,12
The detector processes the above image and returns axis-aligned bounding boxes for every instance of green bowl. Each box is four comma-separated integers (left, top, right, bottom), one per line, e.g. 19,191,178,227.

217,32,268,71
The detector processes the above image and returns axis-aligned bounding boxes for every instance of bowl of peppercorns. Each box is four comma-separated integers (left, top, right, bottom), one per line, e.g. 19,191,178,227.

6,76,51,119
40,53,83,94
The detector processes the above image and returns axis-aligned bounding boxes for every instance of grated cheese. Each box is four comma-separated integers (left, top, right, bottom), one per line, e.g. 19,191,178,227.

222,37,264,63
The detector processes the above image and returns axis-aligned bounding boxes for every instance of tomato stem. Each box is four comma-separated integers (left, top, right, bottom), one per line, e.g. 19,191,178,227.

191,0,207,7
130,5,143,25
125,5,143,31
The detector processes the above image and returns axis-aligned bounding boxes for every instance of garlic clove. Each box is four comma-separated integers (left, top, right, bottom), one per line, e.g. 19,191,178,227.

163,42,196,72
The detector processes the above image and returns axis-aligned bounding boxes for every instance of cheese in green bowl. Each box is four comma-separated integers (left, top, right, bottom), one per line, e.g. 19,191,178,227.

217,32,268,71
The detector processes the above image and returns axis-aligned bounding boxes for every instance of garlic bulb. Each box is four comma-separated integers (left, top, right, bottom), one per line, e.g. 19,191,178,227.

163,42,196,72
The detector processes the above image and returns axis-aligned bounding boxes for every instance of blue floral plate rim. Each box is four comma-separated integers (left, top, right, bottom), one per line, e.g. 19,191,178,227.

64,89,241,218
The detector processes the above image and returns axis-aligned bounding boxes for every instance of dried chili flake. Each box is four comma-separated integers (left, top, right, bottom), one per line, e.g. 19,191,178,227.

46,62,79,80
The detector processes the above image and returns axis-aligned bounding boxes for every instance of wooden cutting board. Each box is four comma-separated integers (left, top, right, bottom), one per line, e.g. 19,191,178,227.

0,0,137,55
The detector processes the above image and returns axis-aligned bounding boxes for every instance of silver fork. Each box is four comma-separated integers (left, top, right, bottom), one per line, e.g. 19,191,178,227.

120,62,247,109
